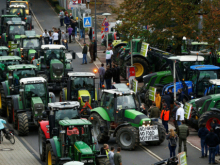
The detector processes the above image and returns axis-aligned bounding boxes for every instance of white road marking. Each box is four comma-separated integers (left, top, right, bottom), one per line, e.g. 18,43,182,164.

76,52,83,58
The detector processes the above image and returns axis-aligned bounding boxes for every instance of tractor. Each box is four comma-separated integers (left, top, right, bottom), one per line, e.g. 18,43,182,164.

16,30,43,63
39,102,109,164
33,45,73,90
0,64,37,121
89,83,166,150
10,77,56,135
0,15,20,35
60,72,98,115
9,1,31,15
0,46,9,56
7,5,33,30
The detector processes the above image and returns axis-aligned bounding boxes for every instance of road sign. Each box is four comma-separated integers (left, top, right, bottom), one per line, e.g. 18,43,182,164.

105,27,109,32
104,22,109,26
83,17,92,28
71,7,74,9
101,27,104,31
84,9,91,14
102,18,107,26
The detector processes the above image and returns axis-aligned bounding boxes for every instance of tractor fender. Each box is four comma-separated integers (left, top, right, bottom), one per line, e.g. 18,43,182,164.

39,121,50,139
12,95,23,112
124,54,148,64
46,139,58,157
210,108,220,112
1,81,9,97
91,108,111,121
113,123,131,137
49,92,56,103
113,42,127,49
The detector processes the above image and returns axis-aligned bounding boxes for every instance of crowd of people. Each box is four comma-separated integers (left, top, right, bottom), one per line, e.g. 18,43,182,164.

101,144,122,165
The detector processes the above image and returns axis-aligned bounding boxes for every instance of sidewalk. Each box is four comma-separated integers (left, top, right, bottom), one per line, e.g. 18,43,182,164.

0,135,41,165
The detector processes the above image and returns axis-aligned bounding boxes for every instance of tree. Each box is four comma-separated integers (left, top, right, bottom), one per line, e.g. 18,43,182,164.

112,0,202,54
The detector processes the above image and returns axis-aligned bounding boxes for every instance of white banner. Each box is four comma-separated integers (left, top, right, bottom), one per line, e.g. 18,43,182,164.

139,125,159,142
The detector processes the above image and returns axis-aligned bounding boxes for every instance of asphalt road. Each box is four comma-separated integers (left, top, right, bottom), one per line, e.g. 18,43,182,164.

0,0,212,164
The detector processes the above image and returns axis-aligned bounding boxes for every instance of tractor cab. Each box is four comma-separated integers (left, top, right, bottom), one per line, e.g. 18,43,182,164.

204,79,220,96
66,72,97,107
0,15,20,35
189,42,212,56
0,46,9,56
9,1,31,15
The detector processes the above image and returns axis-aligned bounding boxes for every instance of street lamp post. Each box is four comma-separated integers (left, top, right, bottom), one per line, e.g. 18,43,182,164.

102,13,111,48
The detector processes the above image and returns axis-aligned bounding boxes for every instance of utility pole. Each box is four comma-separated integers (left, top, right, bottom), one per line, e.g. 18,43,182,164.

102,13,111,48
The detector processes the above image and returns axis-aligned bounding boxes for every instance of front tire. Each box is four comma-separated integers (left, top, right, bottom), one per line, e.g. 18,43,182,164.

198,111,220,130
46,143,57,165
7,99,13,123
17,112,29,136
39,127,46,161
116,126,139,150
89,113,109,143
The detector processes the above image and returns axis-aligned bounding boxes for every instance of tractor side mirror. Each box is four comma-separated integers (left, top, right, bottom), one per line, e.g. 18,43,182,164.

72,51,76,59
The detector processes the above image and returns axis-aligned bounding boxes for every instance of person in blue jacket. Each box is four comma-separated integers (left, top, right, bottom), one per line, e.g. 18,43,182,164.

0,119,7,144
64,14,70,30
198,123,209,158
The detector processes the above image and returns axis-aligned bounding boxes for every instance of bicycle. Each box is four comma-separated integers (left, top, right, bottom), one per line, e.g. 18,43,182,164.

1,129,15,144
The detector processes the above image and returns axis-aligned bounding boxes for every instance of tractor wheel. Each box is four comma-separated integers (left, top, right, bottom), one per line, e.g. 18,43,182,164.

7,99,13,123
38,74,48,82
198,111,220,130
147,121,166,146
89,113,110,143
46,143,57,165
17,112,29,136
133,57,149,82
96,157,111,165
113,47,122,63
12,100,17,129
0,86,6,116
116,126,138,150
38,127,46,161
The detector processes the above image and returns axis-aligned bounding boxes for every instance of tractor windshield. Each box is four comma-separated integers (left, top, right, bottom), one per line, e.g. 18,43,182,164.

45,49,65,64
13,69,35,86
117,94,137,109
9,8,24,16
71,77,95,99
55,109,79,126
0,50,8,56
9,25,25,35
191,44,211,52
24,83,47,108
1,60,19,68
23,38,40,49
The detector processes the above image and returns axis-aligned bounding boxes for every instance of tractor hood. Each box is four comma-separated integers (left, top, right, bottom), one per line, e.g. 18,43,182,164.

124,110,151,126
50,59,64,77
78,90,91,106
31,97,44,117
74,141,93,155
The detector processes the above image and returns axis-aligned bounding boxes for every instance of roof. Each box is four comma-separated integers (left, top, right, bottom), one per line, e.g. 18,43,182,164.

0,56,21,61
20,77,46,84
191,42,209,45
0,46,9,51
48,101,80,109
9,5,26,8
1,15,18,17
68,72,95,77
41,45,66,50
168,55,204,62
190,65,220,71
103,84,134,95
8,64,37,70
209,79,220,85
7,20,26,25
59,119,91,126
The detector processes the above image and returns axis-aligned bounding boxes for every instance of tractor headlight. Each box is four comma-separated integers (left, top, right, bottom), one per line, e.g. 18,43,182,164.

81,160,87,163
53,73,57,78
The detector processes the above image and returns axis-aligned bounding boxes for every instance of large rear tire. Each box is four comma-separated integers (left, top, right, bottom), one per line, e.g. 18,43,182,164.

147,121,166,146
198,111,220,130
38,127,46,161
116,126,139,150
7,99,13,123
133,57,149,82
17,112,29,136
96,157,111,165
46,143,57,165
113,46,122,63
0,86,6,116
12,100,18,129
89,113,110,143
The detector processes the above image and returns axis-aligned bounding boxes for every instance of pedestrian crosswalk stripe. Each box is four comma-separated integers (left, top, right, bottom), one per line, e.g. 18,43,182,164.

85,19,91,26
66,52,83,59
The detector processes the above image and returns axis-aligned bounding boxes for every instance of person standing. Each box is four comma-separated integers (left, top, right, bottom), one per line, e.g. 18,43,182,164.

177,89,184,103
114,147,122,165
42,29,49,44
176,102,184,126
100,144,109,157
168,88,174,110
212,119,220,155
160,103,170,133
166,129,178,158
88,27,92,41
105,47,113,68
98,63,105,88
75,19,78,38
57,28,61,44
49,30,53,44
177,121,189,156
64,14,70,30
79,19,84,39
198,123,209,158
52,30,59,44
162,91,171,109
108,146,115,165
148,102,160,118
104,65,112,89
67,25,73,43
70,20,76,41
69,13,73,20
61,30,68,50
89,41,94,63
59,10,64,27
81,42,87,65
205,128,219,164
155,91,161,109
172,101,179,130
112,64,118,83
93,39,97,61
115,63,121,83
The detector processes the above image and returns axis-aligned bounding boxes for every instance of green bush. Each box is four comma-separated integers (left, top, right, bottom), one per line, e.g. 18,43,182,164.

55,4,65,14
51,0,59,7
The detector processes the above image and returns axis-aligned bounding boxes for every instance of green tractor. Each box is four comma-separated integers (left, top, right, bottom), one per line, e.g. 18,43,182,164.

89,84,166,150
15,30,43,63
0,15,20,35
33,45,73,90
0,46,9,56
10,77,56,135
0,64,37,121
60,72,98,112
187,79,220,130
0,55,21,83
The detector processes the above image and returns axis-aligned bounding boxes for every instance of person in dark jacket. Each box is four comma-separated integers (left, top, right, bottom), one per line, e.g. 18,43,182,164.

57,28,61,44
64,14,70,30
172,101,179,130
89,41,94,63
112,64,118,83
100,144,109,156
205,128,219,164
88,27,92,41
212,119,220,155
198,123,209,158
81,42,87,65
168,88,174,110
148,102,160,118
162,91,171,109
115,64,121,83
177,120,189,156
177,89,184,103
104,65,112,89
93,39,97,61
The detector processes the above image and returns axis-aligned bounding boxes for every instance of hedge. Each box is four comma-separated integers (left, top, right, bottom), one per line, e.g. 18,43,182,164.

50,0,59,7
55,4,65,14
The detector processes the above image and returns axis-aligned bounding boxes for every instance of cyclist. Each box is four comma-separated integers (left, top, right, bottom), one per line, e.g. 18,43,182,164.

0,118,7,144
